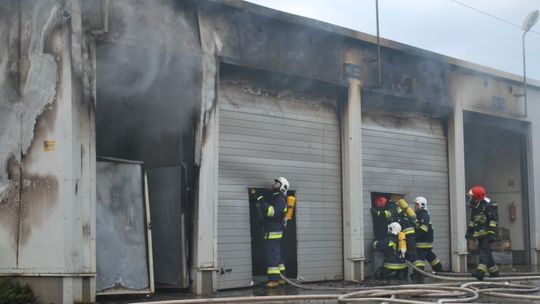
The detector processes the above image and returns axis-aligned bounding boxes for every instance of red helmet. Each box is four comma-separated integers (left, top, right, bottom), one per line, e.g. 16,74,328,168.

373,196,388,208
468,186,486,201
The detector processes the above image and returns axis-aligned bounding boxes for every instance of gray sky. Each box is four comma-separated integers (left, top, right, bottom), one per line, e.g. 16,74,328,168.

246,0,540,81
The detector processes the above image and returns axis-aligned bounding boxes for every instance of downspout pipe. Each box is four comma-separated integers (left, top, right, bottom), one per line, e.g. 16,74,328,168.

375,0,381,88
522,30,528,117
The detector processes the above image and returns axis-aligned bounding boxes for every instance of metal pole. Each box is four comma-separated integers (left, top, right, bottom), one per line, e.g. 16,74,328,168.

522,31,528,117
376,0,381,87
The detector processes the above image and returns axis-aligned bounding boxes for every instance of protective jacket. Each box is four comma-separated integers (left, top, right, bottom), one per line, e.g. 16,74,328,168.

372,201,416,234
373,235,407,270
415,209,434,247
395,206,416,236
467,198,498,239
259,192,287,239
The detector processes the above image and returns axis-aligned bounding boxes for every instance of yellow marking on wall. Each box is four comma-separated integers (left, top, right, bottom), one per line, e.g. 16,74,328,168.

44,140,56,151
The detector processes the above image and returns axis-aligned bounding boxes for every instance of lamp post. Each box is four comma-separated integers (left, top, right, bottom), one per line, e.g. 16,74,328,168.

521,10,539,117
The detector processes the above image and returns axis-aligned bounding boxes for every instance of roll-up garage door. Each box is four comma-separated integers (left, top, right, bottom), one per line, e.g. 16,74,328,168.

362,113,450,273
217,82,342,289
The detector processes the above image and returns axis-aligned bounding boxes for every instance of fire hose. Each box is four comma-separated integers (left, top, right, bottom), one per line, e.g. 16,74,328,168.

133,265,540,304
281,263,540,303
131,228,540,304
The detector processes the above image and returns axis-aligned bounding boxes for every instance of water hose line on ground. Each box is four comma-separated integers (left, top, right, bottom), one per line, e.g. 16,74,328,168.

132,262,540,304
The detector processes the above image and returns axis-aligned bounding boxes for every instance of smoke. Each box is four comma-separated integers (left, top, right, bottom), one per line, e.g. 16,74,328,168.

97,0,198,99
95,0,201,167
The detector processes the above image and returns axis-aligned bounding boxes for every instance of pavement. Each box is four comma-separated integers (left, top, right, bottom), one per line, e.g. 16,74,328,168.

97,266,540,304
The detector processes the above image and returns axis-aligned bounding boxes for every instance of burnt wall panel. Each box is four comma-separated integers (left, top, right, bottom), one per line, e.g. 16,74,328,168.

96,161,150,292
17,0,67,271
201,4,344,85
204,4,450,108
379,49,449,105
1,0,96,277
0,0,21,269
236,14,343,83
450,70,525,117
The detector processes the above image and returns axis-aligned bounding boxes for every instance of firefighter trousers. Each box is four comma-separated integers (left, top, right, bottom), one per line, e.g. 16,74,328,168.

374,266,408,280
417,247,442,272
404,234,424,269
265,238,282,282
477,237,498,275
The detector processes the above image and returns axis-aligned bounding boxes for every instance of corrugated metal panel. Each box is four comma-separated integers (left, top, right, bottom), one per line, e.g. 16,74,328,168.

0,91,20,270
217,83,342,289
96,161,151,293
147,166,188,288
362,113,450,273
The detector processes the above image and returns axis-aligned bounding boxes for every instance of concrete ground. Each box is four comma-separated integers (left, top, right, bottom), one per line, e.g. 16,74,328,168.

97,266,540,304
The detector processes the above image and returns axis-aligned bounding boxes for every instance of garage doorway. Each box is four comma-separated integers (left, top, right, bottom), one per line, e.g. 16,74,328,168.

248,189,297,284
464,111,530,266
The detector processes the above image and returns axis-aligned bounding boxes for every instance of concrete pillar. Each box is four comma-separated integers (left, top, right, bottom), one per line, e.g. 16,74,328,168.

341,75,365,281
192,9,220,294
448,100,468,272
192,92,219,294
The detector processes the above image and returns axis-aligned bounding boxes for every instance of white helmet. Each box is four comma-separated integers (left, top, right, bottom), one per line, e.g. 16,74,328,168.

414,196,427,210
387,222,402,235
274,177,289,194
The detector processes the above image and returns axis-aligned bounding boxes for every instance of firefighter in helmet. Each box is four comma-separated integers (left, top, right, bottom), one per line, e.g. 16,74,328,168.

371,196,423,280
257,177,289,287
413,196,443,275
466,185,499,280
373,222,408,280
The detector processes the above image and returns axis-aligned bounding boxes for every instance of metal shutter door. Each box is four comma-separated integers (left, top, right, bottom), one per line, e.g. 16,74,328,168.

362,113,450,273
217,83,342,289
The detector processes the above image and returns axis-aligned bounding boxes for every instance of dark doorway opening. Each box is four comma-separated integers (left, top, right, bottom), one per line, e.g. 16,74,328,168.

248,188,297,280
464,111,530,267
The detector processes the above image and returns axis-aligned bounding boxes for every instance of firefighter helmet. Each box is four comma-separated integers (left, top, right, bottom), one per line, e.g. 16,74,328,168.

373,196,388,208
413,196,427,209
274,177,289,194
387,222,402,235
468,185,486,201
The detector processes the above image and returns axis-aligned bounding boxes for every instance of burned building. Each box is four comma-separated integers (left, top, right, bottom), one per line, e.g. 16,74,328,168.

0,0,539,302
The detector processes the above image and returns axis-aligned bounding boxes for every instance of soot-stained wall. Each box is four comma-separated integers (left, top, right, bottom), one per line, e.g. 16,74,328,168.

95,0,201,169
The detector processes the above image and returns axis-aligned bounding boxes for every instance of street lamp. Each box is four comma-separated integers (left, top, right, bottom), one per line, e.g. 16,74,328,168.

521,10,538,117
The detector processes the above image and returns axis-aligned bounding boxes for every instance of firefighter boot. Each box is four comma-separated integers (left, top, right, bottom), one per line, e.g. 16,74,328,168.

278,279,286,285
489,266,499,277
471,269,485,281
266,281,280,288
431,262,443,273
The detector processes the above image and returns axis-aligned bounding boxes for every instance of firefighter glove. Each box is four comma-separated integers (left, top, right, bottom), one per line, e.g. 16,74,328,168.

249,188,257,199
465,229,473,241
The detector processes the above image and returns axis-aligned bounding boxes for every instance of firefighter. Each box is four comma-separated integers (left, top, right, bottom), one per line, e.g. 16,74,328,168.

371,196,423,279
373,222,408,280
466,185,499,280
393,198,424,280
413,196,443,275
371,196,393,220
257,177,289,287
